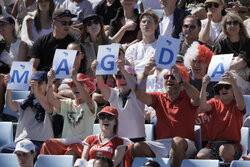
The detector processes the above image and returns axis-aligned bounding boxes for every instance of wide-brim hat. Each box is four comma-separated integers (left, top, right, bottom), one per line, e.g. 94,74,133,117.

205,0,224,4
67,73,96,95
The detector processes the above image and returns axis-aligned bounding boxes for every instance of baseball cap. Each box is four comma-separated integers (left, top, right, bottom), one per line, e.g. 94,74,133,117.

14,139,35,153
205,0,224,4
97,106,118,119
31,71,48,82
52,8,77,20
67,73,96,95
82,14,101,24
117,65,135,76
0,15,15,24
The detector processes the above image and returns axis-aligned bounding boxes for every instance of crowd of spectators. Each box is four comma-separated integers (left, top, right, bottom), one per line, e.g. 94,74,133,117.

0,0,250,167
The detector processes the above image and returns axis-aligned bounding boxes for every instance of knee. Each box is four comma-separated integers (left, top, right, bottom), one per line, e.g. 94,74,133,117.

219,144,235,162
131,142,143,157
171,137,187,152
131,142,153,157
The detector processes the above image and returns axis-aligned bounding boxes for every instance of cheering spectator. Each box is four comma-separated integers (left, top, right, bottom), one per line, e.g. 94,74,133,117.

196,72,245,162
199,0,226,46
21,0,55,46
109,0,140,44
0,71,54,154
132,58,199,167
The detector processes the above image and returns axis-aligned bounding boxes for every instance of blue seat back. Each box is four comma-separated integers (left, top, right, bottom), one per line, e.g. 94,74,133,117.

230,160,250,167
3,91,30,119
181,159,220,167
0,122,13,147
35,155,74,167
0,153,19,167
243,95,250,121
194,125,202,151
240,127,249,157
132,157,170,167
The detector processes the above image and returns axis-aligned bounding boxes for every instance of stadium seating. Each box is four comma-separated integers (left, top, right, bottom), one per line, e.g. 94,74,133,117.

230,160,250,167
194,125,202,151
34,155,74,167
243,95,250,121
132,157,170,167
0,122,13,147
181,159,220,167
0,153,19,167
3,91,30,119
240,127,249,157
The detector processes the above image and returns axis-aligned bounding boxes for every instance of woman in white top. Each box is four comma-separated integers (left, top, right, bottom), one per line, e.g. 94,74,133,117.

21,0,54,46
199,0,226,46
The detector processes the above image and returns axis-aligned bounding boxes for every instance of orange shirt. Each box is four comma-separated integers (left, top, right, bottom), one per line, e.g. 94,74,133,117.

149,91,198,141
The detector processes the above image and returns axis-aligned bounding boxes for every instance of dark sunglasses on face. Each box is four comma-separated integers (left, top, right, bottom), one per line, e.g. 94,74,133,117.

182,24,196,30
56,20,73,26
85,19,99,27
214,84,231,94
115,74,125,79
206,2,219,8
99,114,115,121
226,20,239,26
163,74,175,80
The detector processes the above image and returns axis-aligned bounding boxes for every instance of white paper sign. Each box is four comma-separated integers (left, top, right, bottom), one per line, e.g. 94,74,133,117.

155,36,181,69
207,54,233,81
96,44,120,75
52,49,77,79
7,61,33,90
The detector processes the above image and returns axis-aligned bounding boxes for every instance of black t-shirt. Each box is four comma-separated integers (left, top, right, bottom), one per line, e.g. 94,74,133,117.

30,32,75,71
95,0,121,25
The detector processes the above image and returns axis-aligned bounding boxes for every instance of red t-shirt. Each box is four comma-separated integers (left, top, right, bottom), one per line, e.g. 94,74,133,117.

149,91,198,141
207,98,245,146
195,113,212,141
83,135,127,160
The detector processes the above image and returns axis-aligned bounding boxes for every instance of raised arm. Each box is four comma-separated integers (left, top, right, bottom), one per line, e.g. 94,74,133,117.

4,74,18,112
47,69,61,110
222,72,245,111
199,75,212,113
30,58,40,72
199,12,212,44
135,58,155,106
112,146,126,167
70,69,95,113
91,60,111,100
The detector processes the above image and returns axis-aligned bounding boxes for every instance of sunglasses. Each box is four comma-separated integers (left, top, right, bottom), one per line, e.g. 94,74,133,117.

56,20,73,26
99,114,115,121
115,74,125,79
163,74,175,80
206,2,219,8
226,20,239,26
85,19,99,27
182,24,196,30
214,84,231,94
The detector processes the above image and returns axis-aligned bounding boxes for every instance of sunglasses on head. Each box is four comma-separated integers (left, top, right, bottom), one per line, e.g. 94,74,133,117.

85,19,99,27
56,20,73,26
206,2,219,8
214,84,231,94
226,20,239,26
99,114,115,121
163,74,175,80
182,24,196,30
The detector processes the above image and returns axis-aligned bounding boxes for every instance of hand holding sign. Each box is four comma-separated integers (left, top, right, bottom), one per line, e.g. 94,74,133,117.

96,44,120,75
47,69,55,86
221,72,236,85
207,54,233,81
155,36,181,69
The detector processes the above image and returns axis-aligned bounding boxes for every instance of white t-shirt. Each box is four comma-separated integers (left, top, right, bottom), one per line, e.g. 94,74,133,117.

201,18,225,46
60,0,93,23
55,98,97,140
31,23,53,42
107,88,145,139
159,14,174,37
15,99,54,142
125,40,157,75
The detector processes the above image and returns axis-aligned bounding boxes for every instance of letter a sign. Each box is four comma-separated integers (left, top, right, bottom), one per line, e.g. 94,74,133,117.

52,49,77,79
207,54,233,81
7,61,33,90
155,36,181,69
96,44,120,75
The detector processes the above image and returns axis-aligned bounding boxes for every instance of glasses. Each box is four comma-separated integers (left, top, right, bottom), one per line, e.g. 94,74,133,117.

214,84,231,94
99,114,115,121
226,20,239,26
115,74,124,79
163,74,175,80
85,19,99,27
182,24,196,30
206,2,219,8
56,20,73,26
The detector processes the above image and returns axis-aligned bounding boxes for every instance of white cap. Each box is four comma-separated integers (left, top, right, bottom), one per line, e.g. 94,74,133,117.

74,158,87,167
14,139,35,153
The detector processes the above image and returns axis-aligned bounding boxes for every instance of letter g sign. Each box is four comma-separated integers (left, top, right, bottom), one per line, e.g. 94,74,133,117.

101,55,115,71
